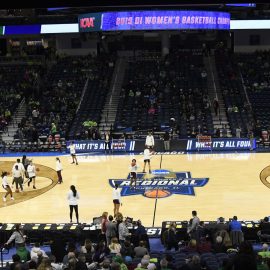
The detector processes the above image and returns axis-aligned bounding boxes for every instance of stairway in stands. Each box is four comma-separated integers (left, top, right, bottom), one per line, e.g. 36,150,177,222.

2,98,26,143
99,58,127,133
204,55,231,137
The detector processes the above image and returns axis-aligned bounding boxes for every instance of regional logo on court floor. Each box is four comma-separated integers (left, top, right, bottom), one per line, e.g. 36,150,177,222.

109,169,209,199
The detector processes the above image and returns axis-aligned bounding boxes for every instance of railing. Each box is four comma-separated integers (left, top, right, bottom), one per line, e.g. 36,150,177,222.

75,77,89,114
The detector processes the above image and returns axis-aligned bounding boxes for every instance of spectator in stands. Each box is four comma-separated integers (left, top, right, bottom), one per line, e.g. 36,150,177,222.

187,210,200,239
49,255,62,270
134,241,148,258
258,217,270,242
179,255,201,270
63,251,76,266
258,243,270,260
9,254,23,270
50,234,67,263
215,128,221,138
120,240,134,259
216,217,229,232
181,239,197,253
101,258,111,270
213,98,219,116
109,237,121,254
212,235,227,253
51,122,57,135
136,255,156,270
134,220,149,249
195,221,208,242
229,216,242,232
16,245,31,262
236,127,242,138
135,89,141,98
37,258,52,270
101,211,108,236
159,258,170,270
227,241,257,270
28,260,38,270
197,236,212,254
148,106,155,115
81,239,94,263
5,223,26,248
93,241,110,263
129,90,134,97
113,255,129,270
135,258,149,270
5,108,11,122
106,215,117,245
163,222,178,251
76,253,88,270
119,218,130,245
30,242,48,263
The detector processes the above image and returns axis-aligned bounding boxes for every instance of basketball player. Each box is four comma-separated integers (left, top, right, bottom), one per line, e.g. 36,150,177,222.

27,160,36,189
2,171,14,201
112,184,121,217
12,165,24,192
67,185,80,223
12,159,25,183
143,146,152,173
56,157,63,184
67,141,78,165
130,159,138,188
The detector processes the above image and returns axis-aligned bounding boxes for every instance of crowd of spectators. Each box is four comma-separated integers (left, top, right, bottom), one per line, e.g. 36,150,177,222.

5,212,270,270
0,63,42,133
15,56,91,143
116,49,213,136
234,50,270,138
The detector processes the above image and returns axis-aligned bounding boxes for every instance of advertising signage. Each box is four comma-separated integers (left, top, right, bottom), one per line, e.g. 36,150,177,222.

78,10,230,32
78,12,102,32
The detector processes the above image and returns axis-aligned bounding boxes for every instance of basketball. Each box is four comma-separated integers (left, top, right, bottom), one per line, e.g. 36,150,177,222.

36,168,40,172
15,189,19,193
144,189,171,198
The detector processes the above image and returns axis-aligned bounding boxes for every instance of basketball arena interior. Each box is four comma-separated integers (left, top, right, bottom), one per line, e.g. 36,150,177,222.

2,0,270,269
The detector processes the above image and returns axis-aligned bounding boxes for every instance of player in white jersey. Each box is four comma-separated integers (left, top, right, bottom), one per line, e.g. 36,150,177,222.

12,159,25,178
130,159,139,188
67,141,78,165
2,171,14,201
143,146,152,174
27,160,37,189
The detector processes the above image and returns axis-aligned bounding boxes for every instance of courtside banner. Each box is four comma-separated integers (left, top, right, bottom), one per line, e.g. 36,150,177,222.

78,10,230,32
186,138,256,151
66,140,136,153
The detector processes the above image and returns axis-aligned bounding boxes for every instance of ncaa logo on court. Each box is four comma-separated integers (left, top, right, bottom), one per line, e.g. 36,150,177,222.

109,169,209,199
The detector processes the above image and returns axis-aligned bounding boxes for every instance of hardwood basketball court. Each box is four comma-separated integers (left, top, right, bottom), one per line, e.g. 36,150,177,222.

0,152,270,226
